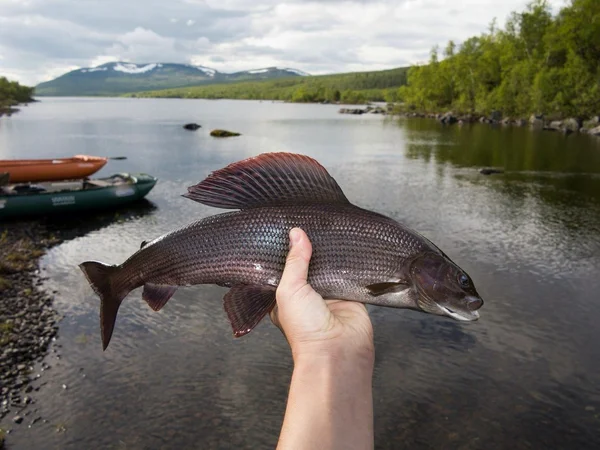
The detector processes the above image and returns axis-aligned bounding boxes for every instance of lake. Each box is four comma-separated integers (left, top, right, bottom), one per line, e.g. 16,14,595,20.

1,97,600,449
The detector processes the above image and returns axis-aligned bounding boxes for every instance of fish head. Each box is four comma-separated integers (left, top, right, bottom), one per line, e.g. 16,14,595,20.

410,252,483,321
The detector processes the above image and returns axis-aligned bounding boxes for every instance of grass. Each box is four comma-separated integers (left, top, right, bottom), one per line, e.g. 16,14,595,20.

0,238,45,274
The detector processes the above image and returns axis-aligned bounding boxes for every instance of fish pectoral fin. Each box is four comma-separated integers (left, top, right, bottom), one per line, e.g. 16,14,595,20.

366,282,409,296
142,283,178,311
223,284,277,337
183,152,350,209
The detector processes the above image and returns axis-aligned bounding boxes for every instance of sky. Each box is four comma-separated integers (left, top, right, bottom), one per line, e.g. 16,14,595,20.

1,0,566,86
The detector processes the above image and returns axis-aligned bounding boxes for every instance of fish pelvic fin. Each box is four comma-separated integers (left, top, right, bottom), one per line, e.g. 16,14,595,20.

183,152,350,210
223,285,277,337
79,261,126,351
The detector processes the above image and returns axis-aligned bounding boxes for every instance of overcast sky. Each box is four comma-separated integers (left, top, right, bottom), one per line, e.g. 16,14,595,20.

1,0,565,86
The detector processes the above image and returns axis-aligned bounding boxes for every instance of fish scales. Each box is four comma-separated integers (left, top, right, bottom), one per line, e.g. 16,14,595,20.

117,204,429,299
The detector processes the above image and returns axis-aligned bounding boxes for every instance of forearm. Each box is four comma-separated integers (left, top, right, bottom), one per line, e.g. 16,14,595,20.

277,350,375,450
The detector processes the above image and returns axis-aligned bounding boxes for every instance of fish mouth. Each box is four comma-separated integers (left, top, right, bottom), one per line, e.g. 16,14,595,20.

440,305,480,321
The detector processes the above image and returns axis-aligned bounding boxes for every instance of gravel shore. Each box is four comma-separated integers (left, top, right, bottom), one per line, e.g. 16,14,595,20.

0,222,62,430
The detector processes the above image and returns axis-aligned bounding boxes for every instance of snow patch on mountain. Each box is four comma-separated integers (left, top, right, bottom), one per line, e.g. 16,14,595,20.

81,67,108,73
113,63,158,74
194,66,216,76
247,68,270,74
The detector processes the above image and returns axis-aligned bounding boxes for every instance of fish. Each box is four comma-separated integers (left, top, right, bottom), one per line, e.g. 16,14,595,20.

80,152,483,350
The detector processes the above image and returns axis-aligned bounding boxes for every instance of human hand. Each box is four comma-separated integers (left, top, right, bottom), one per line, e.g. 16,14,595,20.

270,228,375,365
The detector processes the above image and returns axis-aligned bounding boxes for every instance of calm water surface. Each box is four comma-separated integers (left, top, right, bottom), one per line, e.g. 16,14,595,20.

1,98,600,449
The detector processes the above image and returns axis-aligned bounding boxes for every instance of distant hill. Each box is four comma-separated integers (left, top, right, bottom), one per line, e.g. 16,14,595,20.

34,62,310,96
130,67,409,104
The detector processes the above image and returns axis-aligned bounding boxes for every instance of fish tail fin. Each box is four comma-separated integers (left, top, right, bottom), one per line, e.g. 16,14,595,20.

79,261,126,351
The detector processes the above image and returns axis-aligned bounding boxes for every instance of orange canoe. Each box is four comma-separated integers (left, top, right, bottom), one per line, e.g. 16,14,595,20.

0,155,108,183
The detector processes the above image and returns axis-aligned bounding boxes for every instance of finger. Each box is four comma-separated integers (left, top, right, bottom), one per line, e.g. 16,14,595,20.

277,228,312,300
269,304,281,329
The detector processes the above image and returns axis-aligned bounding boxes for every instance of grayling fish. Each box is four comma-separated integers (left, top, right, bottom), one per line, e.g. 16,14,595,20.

80,152,483,350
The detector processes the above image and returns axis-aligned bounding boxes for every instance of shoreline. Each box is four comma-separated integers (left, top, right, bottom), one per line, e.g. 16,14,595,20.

389,110,600,136
0,221,62,442
0,98,36,118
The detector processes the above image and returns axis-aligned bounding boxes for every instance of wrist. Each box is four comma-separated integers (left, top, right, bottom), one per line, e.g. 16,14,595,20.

292,339,375,371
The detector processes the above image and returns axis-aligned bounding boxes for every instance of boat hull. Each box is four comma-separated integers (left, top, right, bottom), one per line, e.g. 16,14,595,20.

0,173,157,219
0,155,108,183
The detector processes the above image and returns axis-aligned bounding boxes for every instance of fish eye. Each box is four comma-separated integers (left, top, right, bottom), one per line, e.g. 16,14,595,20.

458,273,470,288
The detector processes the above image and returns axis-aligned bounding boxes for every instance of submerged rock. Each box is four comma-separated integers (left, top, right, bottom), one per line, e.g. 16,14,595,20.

480,168,504,175
210,129,241,137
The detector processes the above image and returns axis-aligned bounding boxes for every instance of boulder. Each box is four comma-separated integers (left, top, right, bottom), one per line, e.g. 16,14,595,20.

501,117,512,125
543,121,563,132
490,110,502,122
515,119,528,127
563,117,582,132
583,116,600,130
210,129,241,137
588,125,600,136
530,114,544,128
439,112,457,125
183,123,201,131
338,108,365,115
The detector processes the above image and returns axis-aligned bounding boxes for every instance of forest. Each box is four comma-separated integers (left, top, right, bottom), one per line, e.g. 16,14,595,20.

0,77,34,113
129,67,408,104
398,0,600,118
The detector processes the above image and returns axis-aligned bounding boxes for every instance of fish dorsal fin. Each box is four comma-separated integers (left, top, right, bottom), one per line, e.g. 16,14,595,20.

183,152,350,209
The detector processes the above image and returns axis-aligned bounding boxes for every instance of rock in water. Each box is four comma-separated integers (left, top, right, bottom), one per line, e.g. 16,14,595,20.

529,114,544,128
183,123,201,131
480,168,504,175
210,129,241,137
588,125,600,136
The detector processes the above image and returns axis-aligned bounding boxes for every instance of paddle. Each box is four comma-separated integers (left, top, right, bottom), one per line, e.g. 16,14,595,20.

108,156,127,160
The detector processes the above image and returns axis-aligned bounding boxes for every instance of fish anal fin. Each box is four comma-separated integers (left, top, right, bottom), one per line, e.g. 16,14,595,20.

366,281,409,296
142,283,178,311
183,152,350,210
140,240,148,249
223,285,277,337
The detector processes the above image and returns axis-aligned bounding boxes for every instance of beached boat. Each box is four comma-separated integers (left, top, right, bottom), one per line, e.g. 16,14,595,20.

0,173,157,219
0,155,108,183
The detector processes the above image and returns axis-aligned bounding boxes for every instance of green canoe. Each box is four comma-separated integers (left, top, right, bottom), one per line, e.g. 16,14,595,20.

0,173,157,219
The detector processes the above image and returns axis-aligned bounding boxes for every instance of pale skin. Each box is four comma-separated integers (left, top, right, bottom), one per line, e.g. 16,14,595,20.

270,228,375,450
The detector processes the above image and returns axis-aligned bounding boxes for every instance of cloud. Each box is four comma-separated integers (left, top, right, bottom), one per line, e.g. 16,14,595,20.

0,0,566,85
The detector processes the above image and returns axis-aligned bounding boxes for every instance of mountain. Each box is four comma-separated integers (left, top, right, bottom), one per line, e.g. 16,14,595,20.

34,62,310,96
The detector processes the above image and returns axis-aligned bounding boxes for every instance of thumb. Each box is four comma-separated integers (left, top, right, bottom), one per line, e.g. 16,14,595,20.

278,227,311,294
275,228,329,318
